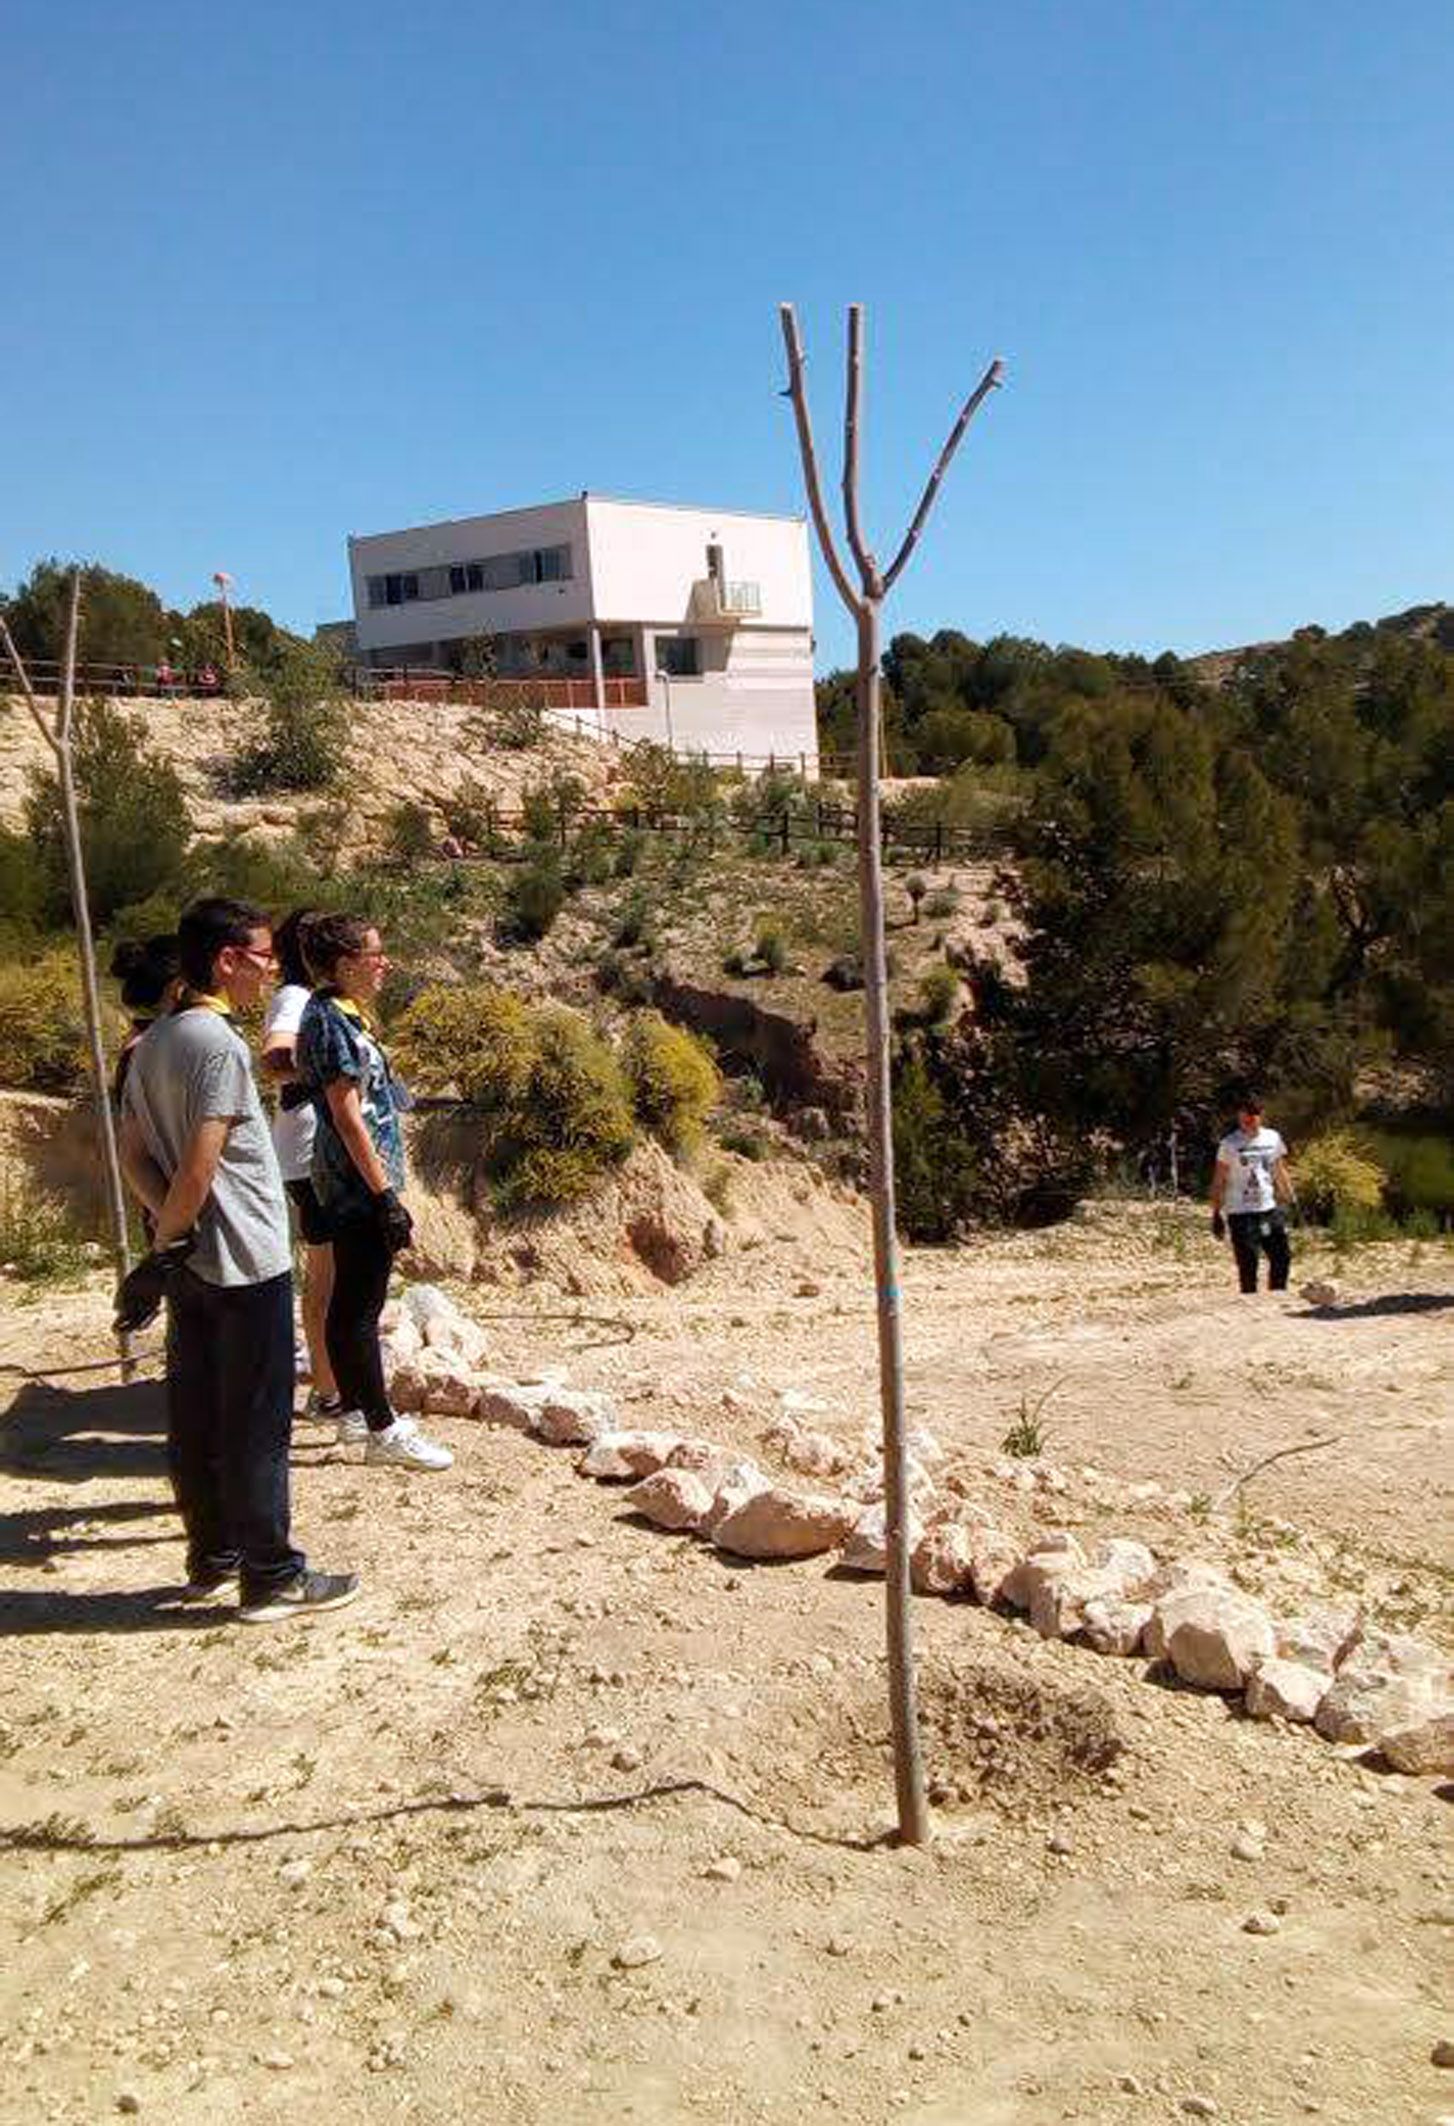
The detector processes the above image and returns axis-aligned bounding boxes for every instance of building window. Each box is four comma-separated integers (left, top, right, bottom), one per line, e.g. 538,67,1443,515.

655,635,701,678
363,544,572,613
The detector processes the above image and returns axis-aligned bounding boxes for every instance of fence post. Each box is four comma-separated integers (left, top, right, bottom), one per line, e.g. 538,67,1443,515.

780,809,791,857
934,819,944,864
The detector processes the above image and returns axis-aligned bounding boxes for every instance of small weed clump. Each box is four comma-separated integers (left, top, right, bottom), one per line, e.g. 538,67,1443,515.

918,963,961,1026
923,885,961,921
1000,1382,1058,1459
0,1183,90,1286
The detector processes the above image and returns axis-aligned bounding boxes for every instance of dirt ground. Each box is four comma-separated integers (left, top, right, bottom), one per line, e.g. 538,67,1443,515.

1,1203,1451,2126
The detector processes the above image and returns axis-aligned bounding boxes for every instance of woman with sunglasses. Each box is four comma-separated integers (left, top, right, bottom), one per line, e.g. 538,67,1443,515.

295,914,452,1472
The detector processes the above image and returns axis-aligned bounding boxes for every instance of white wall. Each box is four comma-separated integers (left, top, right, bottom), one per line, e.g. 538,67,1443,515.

584,498,811,629
349,497,591,657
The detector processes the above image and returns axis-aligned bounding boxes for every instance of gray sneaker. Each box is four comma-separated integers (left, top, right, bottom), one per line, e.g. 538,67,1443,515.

237,1570,361,1626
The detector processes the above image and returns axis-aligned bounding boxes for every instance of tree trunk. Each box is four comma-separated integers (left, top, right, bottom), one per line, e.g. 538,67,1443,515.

856,599,929,1846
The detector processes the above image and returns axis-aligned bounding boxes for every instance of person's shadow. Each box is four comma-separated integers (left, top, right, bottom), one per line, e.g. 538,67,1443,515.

0,1375,204,1636
1299,1292,1454,1320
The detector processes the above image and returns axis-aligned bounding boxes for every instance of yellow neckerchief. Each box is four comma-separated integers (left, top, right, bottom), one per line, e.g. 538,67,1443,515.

321,988,377,1035
175,989,234,1019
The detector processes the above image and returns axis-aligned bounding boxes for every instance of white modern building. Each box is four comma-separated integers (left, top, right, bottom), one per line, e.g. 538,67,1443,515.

346,494,818,769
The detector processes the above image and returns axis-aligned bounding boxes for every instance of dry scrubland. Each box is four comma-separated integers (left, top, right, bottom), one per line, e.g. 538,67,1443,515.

2,1201,1451,2126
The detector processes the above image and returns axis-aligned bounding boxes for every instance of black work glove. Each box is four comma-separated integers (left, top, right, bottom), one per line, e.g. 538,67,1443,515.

1211,1210,1227,1242
114,1234,196,1333
373,1188,414,1255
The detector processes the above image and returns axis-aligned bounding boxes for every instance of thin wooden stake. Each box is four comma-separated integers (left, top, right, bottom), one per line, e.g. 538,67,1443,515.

779,302,1003,1847
2,574,134,1373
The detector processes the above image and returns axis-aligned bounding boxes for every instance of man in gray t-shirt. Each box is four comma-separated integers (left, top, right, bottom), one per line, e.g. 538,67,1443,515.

122,1006,292,1287
117,897,359,1627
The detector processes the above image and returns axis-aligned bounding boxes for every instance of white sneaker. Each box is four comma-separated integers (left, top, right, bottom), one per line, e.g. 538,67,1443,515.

335,1408,369,1447
364,1419,453,1472
300,1389,341,1426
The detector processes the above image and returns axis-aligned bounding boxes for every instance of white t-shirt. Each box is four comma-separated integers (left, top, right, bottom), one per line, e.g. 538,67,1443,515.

262,983,317,1184
1217,1125,1287,1215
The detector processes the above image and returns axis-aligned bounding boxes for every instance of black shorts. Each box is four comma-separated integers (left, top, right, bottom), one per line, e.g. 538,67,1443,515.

285,1177,334,1247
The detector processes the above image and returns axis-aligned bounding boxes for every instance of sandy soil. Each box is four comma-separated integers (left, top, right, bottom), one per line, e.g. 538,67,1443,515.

1,1205,1451,2126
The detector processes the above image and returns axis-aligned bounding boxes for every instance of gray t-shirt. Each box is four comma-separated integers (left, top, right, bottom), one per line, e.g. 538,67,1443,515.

121,1007,292,1287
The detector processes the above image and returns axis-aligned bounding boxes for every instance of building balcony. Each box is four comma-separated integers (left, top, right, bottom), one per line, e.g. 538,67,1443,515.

689,577,763,625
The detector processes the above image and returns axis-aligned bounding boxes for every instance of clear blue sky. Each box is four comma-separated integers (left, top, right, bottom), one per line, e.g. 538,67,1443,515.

4,0,1451,672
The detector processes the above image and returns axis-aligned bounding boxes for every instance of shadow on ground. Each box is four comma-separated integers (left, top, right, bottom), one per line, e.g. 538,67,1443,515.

0,1377,166,1486
1301,1292,1454,1321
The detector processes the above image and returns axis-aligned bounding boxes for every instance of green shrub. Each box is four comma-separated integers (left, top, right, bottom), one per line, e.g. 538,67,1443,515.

26,699,191,925
566,818,616,891
393,985,535,1106
1295,1130,1386,1222
396,985,633,1207
621,1012,720,1150
228,652,349,795
892,1051,983,1241
755,920,788,974
384,800,436,864
923,885,961,921
464,685,546,752
0,951,88,1093
905,873,929,922
722,944,751,978
613,828,646,878
1367,1131,1454,1223
919,963,961,1026
612,891,655,951
442,777,496,849
0,1180,90,1285
0,825,45,937
501,856,565,943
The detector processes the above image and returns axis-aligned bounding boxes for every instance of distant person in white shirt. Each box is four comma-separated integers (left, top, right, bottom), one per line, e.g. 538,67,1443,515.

1210,1094,1293,1294
260,909,340,1422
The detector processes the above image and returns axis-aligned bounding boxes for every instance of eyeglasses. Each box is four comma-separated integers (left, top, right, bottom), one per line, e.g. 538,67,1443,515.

236,946,278,969
348,949,390,964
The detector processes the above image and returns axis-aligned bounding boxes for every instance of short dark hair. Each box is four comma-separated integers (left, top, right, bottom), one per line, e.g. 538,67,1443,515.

274,907,323,990
177,897,268,991
1238,1091,1265,1115
109,933,179,1013
300,910,372,983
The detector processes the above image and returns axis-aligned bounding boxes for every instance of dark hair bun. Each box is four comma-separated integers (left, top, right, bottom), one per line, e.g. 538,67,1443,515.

110,940,147,979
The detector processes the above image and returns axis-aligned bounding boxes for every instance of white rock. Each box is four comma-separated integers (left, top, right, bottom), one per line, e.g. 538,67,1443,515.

1093,1538,1158,1592
1242,1909,1281,1936
534,1389,615,1447
382,1316,423,1368
1245,1659,1327,1724
612,1934,662,1970
781,1388,830,1418
277,1858,311,1887
401,1284,456,1330
1145,1586,1277,1691
1276,1606,1360,1675
1001,1533,1084,1613
626,1469,715,1533
905,1427,945,1466
1375,1705,1454,1777
966,1527,1022,1607
1081,1595,1152,1657
423,1312,489,1367
1314,1636,1451,1747
578,1431,684,1481
783,1429,849,1480
841,1502,926,1575
701,1459,772,1535
910,1521,978,1596
703,1856,742,1882
475,1382,546,1431
712,1487,856,1562
666,1437,730,1472
387,1361,427,1416
420,1368,478,1419
1300,1280,1339,1307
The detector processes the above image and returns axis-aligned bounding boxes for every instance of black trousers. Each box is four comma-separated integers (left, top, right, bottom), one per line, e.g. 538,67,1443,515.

326,1215,395,1430
1228,1208,1291,1294
165,1266,304,1599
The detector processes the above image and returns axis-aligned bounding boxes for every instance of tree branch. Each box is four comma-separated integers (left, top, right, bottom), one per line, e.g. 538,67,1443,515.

0,615,61,756
883,356,1005,593
1212,1432,1340,1511
57,569,81,747
778,304,860,617
842,304,877,591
